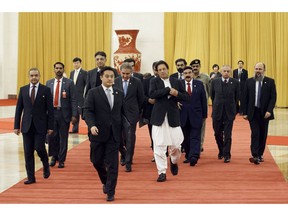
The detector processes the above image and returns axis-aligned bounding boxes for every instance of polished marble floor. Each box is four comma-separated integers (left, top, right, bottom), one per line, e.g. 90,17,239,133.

0,106,287,193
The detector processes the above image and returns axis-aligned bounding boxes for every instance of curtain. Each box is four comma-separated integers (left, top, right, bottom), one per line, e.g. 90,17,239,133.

164,12,288,107
18,12,112,91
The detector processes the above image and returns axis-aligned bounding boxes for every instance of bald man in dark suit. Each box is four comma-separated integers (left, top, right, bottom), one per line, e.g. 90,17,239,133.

14,68,54,184
243,62,276,164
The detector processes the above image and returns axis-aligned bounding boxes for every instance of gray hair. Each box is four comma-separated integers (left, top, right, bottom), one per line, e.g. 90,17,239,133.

120,62,133,71
28,67,40,75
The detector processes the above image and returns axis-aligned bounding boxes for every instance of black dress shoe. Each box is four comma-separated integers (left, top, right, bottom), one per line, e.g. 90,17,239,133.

43,166,50,179
120,157,126,166
58,162,65,168
218,154,224,160
190,158,198,166
183,158,189,163
125,164,132,172
49,157,57,167
103,184,107,194
249,157,260,165
224,157,230,163
106,194,114,201
24,179,36,185
151,157,155,162
201,147,204,152
157,173,166,182
170,159,178,175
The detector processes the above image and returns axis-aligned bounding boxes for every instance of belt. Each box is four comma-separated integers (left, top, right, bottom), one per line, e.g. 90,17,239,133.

54,107,62,110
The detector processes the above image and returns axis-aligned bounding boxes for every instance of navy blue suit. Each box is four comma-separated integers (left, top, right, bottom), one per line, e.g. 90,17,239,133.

14,83,54,181
179,79,207,162
46,77,77,163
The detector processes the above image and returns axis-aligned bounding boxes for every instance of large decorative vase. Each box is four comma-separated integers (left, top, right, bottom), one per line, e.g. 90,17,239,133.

113,29,141,73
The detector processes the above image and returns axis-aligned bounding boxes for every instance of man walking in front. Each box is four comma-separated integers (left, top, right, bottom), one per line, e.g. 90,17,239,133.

84,66,124,201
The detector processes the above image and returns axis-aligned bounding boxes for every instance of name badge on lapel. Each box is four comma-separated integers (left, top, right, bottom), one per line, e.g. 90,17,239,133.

62,90,67,98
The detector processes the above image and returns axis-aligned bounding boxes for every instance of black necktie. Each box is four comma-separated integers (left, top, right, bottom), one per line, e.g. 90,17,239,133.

31,85,36,105
256,81,261,108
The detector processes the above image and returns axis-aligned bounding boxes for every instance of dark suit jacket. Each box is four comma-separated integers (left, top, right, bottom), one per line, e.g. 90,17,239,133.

85,67,119,97
149,77,189,127
132,72,143,83
211,77,239,121
46,77,78,123
170,72,181,79
180,79,208,128
70,68,87,107
14,83,54,134
233,68,248,93
210,72,222,79
243,76,277,121
142,75,155,120
114,76,144,124
84,86,124,143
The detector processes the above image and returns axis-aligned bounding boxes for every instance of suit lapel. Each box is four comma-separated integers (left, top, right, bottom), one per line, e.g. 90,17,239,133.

24,85,31,105
34,84,42,105
112,87,121,110
99,86,111,109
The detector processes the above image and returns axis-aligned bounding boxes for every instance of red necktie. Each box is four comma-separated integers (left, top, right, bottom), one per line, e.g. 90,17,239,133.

187,82,192,96
54,80,60,107
31,85,36,105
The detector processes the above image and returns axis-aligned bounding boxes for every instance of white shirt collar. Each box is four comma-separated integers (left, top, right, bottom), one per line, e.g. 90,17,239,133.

30,82,39,88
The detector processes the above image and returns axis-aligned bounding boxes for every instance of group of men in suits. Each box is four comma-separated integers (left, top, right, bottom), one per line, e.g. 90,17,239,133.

14,52,276,201
170,59,276,166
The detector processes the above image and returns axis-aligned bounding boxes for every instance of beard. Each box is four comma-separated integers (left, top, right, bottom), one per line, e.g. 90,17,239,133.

177,68,183,73
254,72,263,81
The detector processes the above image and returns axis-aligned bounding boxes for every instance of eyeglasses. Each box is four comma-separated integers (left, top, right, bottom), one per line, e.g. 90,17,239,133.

177,64,184,67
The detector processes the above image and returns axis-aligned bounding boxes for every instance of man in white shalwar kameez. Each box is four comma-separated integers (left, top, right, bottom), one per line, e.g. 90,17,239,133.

149,60,189,182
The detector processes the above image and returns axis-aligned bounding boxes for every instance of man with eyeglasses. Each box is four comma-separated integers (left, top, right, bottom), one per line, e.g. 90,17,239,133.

46,62,77,168
170,58,187,80
85,51,118,97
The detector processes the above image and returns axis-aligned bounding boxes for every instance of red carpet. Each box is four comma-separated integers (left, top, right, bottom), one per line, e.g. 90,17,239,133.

0,99,17,106
1,115,288,203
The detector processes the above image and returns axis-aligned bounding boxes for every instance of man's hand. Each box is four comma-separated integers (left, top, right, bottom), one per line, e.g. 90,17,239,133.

47,130,53,135
14,129,20,135
264,112,271,119
71,116,77,124
169,88,178,97
148,98,155,104
90,126,99,136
